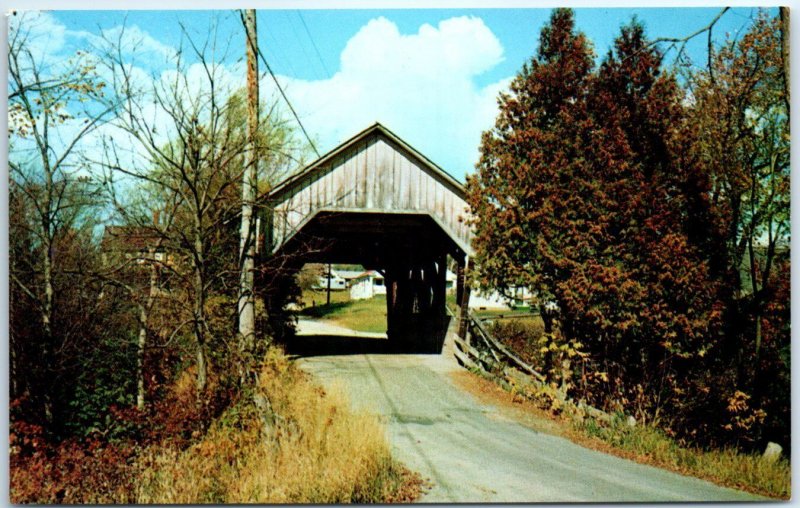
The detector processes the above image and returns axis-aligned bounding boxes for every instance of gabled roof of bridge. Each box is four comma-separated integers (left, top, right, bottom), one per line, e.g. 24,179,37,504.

268,122,465,200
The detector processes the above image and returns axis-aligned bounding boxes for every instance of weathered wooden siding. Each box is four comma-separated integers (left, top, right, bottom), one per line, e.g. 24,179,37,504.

270,131,473,254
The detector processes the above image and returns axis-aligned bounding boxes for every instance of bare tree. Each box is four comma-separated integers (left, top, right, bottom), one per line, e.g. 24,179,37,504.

9,12,118,424
97,22,303,394
99,27,243,394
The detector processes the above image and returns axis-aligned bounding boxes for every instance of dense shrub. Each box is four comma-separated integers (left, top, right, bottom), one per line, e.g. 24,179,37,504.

10,420,139,504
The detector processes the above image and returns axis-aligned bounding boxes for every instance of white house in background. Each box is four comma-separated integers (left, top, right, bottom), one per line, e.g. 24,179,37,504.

445,270,457,293
313,271,347,291
469,286,535,310
334,269,365,287
350,270,387,300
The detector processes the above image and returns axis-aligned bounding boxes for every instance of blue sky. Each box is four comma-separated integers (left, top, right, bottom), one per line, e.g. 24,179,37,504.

23,8,770,181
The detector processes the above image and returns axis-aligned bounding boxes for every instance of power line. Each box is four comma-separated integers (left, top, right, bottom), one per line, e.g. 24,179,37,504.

284,11,318,79
239,10,321,158
259,46,321,158
265,27,299,79
296,10,332,79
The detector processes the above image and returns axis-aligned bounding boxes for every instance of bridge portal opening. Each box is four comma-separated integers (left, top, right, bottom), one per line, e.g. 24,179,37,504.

262,124,473,356
270,211,465,355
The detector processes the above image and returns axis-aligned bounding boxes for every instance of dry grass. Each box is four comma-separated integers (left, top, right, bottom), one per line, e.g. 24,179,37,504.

450,369,564,436
136,349,420,503
573,418,791,500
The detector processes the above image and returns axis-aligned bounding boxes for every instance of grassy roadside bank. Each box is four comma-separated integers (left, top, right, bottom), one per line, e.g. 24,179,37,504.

451,369,790,500
137,349,423,503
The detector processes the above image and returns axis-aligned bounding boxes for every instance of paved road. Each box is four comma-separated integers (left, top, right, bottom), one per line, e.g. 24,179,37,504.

296,318,387,339
297,340,762,502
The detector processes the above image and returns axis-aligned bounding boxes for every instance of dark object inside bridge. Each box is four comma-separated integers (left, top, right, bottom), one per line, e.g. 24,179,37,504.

267,211,466,354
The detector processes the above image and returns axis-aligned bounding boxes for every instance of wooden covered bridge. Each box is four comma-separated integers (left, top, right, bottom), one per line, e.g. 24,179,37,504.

264,123,473,350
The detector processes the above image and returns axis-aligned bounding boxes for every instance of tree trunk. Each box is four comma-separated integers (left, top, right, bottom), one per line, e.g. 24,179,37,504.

136,253,159,410
196,341,207,395
194,229,208,394
136,313,148,410
41,162,55,425
747,237,762,358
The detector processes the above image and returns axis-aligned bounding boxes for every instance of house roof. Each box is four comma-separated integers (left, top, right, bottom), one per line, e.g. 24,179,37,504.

101,225,165,252
267,122,466,201
334,270,365,280
352,270,384,281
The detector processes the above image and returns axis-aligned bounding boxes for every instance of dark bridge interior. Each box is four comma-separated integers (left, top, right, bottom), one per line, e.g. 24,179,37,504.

269,211,468,355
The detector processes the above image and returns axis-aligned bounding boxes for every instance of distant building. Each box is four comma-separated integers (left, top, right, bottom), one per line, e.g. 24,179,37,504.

334,269,366,287
350,270,387,300
99,225,173,298
313,271,347,291
100,226,172,266
445,270,457,293
469,286,535,310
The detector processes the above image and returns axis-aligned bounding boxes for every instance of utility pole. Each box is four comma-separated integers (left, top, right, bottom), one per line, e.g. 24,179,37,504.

238,9,258,361
326,263,332,306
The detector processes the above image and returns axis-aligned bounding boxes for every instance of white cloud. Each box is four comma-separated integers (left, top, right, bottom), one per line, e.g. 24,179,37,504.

10,13,513,183
9,11,68,69
268,15,510,179
78,24,178,68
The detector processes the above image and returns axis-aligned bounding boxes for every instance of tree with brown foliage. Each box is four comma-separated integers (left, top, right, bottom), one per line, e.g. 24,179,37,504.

469,8,790,450
686,10,790,447
579,20,724,422
466,8,595,313
468,9,743,438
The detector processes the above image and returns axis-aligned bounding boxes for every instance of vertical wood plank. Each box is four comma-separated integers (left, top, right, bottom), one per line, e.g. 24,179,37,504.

382,139,394,209
415,159,422,210
346,149,356,207
374,138,385,209
337,153,346,206
437,181,445,221
398,152,409,209
360,137,369,208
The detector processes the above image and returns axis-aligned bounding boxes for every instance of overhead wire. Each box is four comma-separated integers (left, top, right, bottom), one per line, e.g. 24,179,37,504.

258,45,321,158
284,11,319,79
296,10,332,79
265,27,299,78
239,9,321,158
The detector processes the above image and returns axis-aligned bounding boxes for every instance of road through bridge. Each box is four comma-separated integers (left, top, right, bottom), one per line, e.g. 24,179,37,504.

298,343,762,503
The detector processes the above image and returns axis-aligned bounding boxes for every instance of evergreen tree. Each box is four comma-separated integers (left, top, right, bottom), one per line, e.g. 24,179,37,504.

468,12,721,424
466,8,594,314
